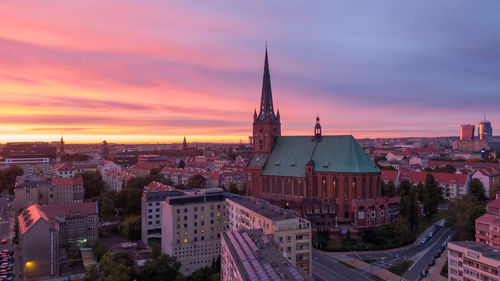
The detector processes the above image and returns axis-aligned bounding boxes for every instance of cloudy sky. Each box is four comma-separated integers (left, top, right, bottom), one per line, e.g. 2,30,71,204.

1,1,499,143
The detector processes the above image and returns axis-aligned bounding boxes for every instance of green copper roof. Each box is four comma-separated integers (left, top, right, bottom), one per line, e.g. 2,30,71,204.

250,135,380,177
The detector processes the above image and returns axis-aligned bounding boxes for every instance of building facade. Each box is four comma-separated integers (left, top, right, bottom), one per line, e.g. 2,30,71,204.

18,205,60,280
460,124,476,141
448,241,500,281
225,195,312,274
475,199,500,249
141,182,184,245
161,189,228,275
246,49,396,229
221,229,312,281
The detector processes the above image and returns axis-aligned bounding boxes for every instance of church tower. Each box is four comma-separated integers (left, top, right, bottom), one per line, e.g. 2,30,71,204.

253,48,281,154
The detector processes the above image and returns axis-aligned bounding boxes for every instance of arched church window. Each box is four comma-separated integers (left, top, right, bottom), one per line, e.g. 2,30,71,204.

333,177,338,199
362,177,367,199
352,178,358,200
343,177,349,200
321,176,327,197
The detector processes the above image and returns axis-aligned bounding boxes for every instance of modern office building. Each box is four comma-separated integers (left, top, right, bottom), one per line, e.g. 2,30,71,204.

18,205,60,280
225,195,312,274
479,119,493,141
221,229,312,281
460,124,476,141
141,181,184,245
161,189,228,275
448,241,500,281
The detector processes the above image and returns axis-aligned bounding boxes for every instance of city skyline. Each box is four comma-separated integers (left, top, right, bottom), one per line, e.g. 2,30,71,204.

1,1,499,143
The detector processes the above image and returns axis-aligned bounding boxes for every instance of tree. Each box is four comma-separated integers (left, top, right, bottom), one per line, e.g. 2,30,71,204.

150,167,161,176
82,171,106,199
229,183,240,194
99,253,131,281
150,242,161,260
445,195,486,240
489,182,500,201
470,179,487,202
139,254,181,281
423,174,442,222
99,192,116,220
383,181,396,197
398,180,412,197
415,182,424,202
121,215,141,241
0,165,24,194
178,160,185,169
394,219,412,245
116,188,143,216
61,153,90,162
187,174,207,189
93,239,108,261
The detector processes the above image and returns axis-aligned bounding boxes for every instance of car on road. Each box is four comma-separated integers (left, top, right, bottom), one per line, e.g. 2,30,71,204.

0,240,6,245
429,259,436,266
421,270,428,277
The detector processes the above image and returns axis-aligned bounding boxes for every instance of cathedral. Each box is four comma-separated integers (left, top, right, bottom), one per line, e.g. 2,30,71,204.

246,49,399,230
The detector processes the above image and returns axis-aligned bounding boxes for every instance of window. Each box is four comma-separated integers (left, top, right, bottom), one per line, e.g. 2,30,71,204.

344,177,349,199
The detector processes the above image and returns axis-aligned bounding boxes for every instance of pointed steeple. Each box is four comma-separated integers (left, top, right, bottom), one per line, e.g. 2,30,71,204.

182,136,188,151
256,47,278,123
253,109,257,121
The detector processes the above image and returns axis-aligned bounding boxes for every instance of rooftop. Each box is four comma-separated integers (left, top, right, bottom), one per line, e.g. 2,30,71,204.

39,201,98,219
226,194,299,222
52,175,83,186
222,229,312,281
18,204,55,234
449,241,500,261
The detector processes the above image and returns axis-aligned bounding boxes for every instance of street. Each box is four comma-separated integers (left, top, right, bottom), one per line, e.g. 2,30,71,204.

312,223,452,281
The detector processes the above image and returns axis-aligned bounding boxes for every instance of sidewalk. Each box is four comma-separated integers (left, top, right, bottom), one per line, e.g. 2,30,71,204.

422,251,447,281
320,219,445,256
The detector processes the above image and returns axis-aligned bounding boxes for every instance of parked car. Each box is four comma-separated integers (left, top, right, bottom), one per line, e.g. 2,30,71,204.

429,259,436,266
0,240,6,245
421,270,428,277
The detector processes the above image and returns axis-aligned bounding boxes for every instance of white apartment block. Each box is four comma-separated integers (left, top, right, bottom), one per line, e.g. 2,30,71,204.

225,195,312,274
161,189,228,275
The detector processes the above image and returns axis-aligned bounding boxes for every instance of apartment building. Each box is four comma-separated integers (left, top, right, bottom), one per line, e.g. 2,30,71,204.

448,241,500,281
225,195,312,274
476,199,500,249
55,160,100,178
161,189,228,275
18,205,60,280
221,229,312,281
39,202,99,249
141,181,184,245
14,176,84,212
381,170,470,199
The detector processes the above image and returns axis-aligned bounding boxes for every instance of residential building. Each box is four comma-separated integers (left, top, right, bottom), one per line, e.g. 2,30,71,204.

134,161,164,177
114,149,138,166
246,49,394,229
448,241,500,281
225,195,312,274
39,202,99,249
473,166,500,197
161,189,228,275
381,170,470,199
102,167,135,192
55,160,100,178
51,176,84,205
2,142,57,161
18,205,60,280
14,176,85,212
221,229,312,281
141,182,184,245
475,199,500,249
0,157,55,178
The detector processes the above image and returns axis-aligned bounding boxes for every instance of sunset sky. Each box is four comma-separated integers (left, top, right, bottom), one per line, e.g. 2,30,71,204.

1,1,499,143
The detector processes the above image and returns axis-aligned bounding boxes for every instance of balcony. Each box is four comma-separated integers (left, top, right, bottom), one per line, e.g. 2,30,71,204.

296,238,310,244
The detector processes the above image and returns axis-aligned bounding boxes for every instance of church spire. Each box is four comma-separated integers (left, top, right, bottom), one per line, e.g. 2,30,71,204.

256,47,278,123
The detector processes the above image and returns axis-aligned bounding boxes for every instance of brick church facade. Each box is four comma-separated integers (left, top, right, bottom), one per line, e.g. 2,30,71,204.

246,49,399,230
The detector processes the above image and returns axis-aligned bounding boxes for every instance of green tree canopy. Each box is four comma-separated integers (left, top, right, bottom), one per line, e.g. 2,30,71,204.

383,181,397,197
187,174,207,189
82,171,106,199
489,182,500,201
121,215,141,241
0,165,24,194
445,195,486,240
139,254,181,281
470,178,487,202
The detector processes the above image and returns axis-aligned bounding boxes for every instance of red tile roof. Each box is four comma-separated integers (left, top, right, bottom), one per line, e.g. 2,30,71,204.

39,201,98,219
381,170,468,185
476,213,500,227
144,181,173,193
52,175,83,186
18,205,54,235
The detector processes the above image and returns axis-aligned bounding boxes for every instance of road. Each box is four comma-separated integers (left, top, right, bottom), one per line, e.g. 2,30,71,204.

312,249,372,281
312,224,452,281
0,195,17,280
